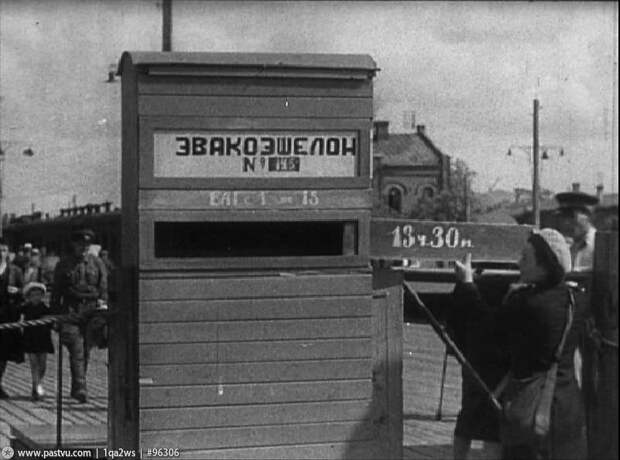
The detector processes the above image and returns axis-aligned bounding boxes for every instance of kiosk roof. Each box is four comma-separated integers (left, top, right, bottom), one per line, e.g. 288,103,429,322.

118,51,379,77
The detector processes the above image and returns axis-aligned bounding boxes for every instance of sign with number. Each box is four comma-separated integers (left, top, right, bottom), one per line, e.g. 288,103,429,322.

195,190,321,209
153,131,358,178
371,219,533,262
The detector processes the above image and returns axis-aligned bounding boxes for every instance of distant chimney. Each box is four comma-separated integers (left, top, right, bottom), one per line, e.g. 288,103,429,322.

596,184,604,201
572,182,580,192
373,121,389,141
416,124,426,135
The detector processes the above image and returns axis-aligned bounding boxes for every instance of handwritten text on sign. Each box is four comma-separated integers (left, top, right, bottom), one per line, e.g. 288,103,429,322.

153,131,358,178
206,190,320,208
371,219,533,262
391,224,473,249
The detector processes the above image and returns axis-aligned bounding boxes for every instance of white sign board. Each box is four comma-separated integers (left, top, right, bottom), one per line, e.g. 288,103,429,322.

153,131,358,178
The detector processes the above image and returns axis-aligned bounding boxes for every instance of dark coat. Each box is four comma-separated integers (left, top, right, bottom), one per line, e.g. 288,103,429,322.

0,264,25,363
449,279,511,442
497,284,587,459
21,300,54,354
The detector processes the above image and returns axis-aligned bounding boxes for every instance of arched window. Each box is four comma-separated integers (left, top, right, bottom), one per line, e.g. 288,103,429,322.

387,187,402,212
422,186,435,199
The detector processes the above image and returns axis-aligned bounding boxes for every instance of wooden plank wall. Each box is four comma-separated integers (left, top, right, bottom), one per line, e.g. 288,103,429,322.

123,59,384,457
373,266,404,459
137,273,383,458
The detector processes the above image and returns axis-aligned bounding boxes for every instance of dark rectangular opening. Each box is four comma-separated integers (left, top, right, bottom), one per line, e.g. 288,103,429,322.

154,221,356,258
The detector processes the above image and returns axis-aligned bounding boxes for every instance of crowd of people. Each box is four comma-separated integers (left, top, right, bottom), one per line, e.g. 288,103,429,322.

448,190,600,460
0,229,112,404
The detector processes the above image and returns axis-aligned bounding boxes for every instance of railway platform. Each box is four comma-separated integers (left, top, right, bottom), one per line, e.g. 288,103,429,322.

0,323,491,459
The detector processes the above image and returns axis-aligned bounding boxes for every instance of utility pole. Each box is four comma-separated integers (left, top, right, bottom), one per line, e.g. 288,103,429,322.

463,172,471,222
509,99,563,227
532,99,540,228
162,0,172,52
0,152,4,238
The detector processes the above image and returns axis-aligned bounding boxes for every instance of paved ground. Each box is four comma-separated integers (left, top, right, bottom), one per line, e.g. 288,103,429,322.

1,323,486,459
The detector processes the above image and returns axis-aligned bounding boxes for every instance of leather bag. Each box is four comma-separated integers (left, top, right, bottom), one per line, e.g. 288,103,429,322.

499,288,575,446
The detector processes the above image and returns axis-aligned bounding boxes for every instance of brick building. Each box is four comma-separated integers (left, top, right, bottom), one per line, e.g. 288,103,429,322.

372,121,451,216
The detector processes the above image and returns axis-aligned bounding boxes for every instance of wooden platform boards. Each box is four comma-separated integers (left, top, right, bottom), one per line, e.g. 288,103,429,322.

0,334,107,455
10,424,106,458
402,322,490,460
2,323,492,459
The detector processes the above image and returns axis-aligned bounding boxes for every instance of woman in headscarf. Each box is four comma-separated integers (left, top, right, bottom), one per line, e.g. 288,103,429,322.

454,228,587,459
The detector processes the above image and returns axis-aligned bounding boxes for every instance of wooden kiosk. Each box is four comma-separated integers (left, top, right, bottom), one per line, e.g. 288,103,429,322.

112,52,402,458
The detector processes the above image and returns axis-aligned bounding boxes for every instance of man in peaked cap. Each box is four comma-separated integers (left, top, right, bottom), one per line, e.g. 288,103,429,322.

554,190,599,407
51,227,107,403
554,190,599,272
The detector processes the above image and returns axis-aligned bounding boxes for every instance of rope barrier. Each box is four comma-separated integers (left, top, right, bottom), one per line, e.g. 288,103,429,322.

0,315,69,331
0,309,111,332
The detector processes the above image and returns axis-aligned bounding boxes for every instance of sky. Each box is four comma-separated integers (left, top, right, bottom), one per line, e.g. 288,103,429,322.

0,0,617,216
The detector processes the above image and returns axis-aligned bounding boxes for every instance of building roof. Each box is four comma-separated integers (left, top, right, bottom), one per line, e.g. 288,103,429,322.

374,132,446,167
118,51,378,79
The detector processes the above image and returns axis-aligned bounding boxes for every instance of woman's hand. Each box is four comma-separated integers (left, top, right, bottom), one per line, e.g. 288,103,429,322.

454,253,473,283
7,285,19,294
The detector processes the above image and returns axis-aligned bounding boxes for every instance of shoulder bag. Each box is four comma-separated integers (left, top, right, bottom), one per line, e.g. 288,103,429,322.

499,287,575,447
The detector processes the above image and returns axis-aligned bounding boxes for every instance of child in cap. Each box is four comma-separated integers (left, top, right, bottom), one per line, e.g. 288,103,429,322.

21,281,54,401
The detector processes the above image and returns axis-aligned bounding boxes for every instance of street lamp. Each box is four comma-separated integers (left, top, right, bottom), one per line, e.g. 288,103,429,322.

507,99,567,228
507,142,566,227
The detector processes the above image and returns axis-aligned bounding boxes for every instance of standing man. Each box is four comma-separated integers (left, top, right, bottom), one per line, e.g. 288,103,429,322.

13,243,32,273
554,190,599,449
554,190,599,272
51,228,107,403
554,190,599,373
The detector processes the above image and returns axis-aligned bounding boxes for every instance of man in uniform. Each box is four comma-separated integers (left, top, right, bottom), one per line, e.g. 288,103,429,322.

554,190,599,272
554,190,599,380
51,228,107,403
554,190,600,449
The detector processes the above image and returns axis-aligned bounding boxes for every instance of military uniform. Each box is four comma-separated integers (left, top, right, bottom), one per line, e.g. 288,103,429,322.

554,191,599,274
554,190,600,448
51,230,107,402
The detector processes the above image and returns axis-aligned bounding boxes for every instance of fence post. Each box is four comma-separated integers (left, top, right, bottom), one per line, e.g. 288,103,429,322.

586,231,618,460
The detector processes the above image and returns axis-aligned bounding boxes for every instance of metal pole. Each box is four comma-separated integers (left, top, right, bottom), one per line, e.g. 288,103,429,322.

162,0,172,52
56,327,63,448
404,282,502,412
0,153,4,238
533,99,540,228
463,173,470,222
435,346,449,420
